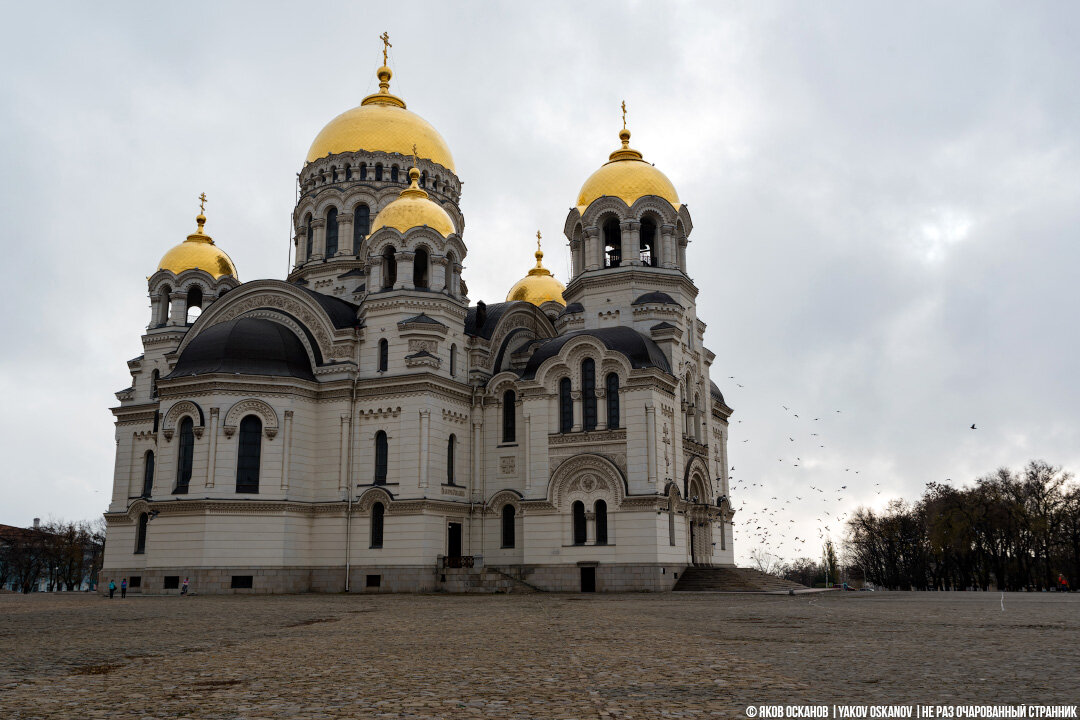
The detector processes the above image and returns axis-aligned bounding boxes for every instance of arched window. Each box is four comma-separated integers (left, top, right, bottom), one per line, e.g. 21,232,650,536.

370,502,384,548
325,207,339,257
432,176,439,191
640,217,657,266
305,213,313,260
446,434,456,485
360,162,367,180
606,373,620,429
150,369,159,399
445,252,456,295
175,417,194,494
142,451,155,497
450,344,457,377
353,203,370,248
582,359,597,431
236,415,262,494
502,390,516,443
420,171,427,188
572,501,586,545
559,377,573,433
135,513,148,554
413,247,430,288
185,286,202,324
390,165,399,183
158,286,171,326
595,499,608,545
375,163,383,181
344,164,352,181
501,505,516,548
374,430,388,485
382,246,397,289
378,339,388,372
603,218,622,267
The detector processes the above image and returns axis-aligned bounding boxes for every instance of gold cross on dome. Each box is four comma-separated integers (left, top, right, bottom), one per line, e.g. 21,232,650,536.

621,100,627,129
380,32,391,65
412,143,419,169
199,192,207,213
536,229,542,249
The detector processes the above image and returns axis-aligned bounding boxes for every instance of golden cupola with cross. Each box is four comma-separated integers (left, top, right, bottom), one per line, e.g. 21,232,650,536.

156,195,238,280
506,233,565,306
370,153,457,238
305,33,455,171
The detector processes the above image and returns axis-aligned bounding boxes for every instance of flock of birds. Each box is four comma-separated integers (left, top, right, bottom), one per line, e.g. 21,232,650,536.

723,375,976,565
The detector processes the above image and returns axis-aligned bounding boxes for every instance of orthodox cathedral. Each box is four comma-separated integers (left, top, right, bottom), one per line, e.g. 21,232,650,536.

101,45,734,593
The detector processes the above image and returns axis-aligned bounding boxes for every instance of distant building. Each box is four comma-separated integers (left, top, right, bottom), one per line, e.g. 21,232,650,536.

101,49,734,594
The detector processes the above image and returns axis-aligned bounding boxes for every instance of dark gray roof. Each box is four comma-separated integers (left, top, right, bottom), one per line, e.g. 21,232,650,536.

298,288,359,329
399,313,446,327
521,327,672,379
405,349,436,359
710,380,726,405
169,318,315,381
337,268,366,278
560,302,584,316
292,277,309,286
632,291,680,306
650,321,677,331
465,301,516,339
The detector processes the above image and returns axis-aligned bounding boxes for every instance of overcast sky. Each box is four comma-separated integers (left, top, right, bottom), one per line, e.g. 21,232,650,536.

1,2,1077,565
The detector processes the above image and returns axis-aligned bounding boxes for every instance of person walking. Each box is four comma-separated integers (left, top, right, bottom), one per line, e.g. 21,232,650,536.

107,579,116,599
181,578,189,596
120,578,127,599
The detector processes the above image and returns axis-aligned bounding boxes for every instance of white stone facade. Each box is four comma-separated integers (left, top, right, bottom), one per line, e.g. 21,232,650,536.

101,88,734,594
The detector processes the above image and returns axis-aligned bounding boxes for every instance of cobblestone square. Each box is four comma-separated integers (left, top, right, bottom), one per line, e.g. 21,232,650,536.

1,591,1076,718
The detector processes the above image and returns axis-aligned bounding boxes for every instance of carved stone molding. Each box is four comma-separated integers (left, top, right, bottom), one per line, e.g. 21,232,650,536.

223,398,280,439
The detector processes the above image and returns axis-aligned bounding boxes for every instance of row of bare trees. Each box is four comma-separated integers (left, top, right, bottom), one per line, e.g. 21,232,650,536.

844,460,1079,590
0,519,105,593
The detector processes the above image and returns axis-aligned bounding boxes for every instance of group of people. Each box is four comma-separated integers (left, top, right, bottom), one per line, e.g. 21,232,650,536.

106,577,189,597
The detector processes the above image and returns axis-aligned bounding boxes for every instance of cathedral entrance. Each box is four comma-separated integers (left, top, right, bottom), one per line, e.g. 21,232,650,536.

580,567,596,593
447,522,462,559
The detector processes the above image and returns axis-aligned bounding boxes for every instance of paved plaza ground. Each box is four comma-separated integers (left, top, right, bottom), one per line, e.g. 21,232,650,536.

0,591,1076,718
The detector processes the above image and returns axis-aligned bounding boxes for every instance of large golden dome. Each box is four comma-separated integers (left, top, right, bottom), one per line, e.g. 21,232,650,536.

507,236,565,306
305,65,455,171
370,166,456,237
157,210,237,280
576,128,679,211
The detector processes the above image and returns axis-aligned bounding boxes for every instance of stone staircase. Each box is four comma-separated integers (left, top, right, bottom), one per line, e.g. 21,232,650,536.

435,567,539,594
673,566,807,593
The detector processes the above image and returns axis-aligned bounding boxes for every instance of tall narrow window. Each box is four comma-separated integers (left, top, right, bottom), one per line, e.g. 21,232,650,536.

158,286,172,326
370,502,384,548
582,359,597,431
360,162,367,180
572,501,587,545
603,218,622,267
185,286,202,324
595,500,608,545
375,163,383,181
390,165,399,183
325,207,339,257
236,415,262,494
606,373,620,429
374,431,388,485
175,417,194,494
413,247,430,288
502,390,516,443
420,171,427,188
501,505,516,548
378,339,388,372
382,246,397,289
305,214,313,260
150,369,159,399
640,217,657,266
135,513,148,554
353,203,370,248
559,377,573,433
446,434,456,485
142,451,155,498
450,344,457,377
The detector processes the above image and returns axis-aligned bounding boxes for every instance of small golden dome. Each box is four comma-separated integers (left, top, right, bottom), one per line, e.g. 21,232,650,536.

157,203,238,280
370,166,456,237
576,127,679,211
305,63,455,171
506,233,566,306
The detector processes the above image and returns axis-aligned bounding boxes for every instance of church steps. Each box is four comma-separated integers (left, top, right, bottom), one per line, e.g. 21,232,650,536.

673,567,806,593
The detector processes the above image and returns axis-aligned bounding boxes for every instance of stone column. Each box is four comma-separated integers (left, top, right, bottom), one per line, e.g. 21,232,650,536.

397,251,415,290
418,408,430,488
206,407,219,488
451,262,462,298
339,414,350,492
368,256,383,291
584,226,601,270
678,237,688,271
169,292,185,326
523,414,531,492
281,410,293,491
623,220,640,266
660,225,675,268
339,213,354,256
294,232,307,266
571,390,582,432
311,218,326,260
431,256,448,292
646,404,657,484
596,388,608,429
471,416,483,501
